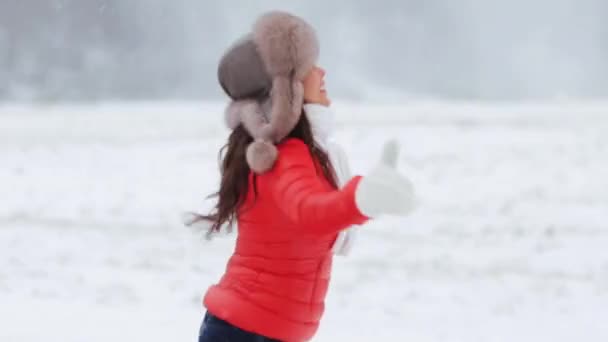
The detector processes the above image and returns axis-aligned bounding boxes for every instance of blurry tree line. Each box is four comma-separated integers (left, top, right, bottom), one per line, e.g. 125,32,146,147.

0,0,606,102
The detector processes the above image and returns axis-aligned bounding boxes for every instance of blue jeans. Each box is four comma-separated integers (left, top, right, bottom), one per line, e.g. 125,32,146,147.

198,312,281,342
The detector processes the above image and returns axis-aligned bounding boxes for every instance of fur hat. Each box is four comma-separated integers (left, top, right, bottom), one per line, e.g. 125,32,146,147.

218,11,319,173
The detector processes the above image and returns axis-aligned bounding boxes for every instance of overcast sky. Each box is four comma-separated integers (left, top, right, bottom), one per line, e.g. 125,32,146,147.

1,0,606,102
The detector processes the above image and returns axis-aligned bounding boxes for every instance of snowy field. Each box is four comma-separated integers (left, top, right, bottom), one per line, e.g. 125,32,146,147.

1,101,607,341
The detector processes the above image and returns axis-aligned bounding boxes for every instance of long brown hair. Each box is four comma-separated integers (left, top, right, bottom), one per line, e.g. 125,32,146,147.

188,110,337,238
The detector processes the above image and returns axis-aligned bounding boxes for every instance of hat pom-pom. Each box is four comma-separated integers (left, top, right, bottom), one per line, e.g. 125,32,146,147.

246,140,278,173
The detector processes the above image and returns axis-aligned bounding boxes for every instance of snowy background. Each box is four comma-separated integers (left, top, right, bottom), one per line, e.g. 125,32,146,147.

2,1,608,341
2,101,607,341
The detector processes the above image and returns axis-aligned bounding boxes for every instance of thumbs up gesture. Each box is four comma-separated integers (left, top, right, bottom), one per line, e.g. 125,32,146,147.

355,139,416,218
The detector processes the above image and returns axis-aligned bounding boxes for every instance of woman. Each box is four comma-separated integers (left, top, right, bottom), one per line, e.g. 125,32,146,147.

192,11,415,342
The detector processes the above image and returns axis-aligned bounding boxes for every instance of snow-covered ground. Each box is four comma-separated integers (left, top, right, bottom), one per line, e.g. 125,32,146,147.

1,101,607,341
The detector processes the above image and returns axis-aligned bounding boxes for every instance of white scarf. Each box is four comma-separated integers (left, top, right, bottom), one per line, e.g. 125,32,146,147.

305,104,336,147
303,104,358,256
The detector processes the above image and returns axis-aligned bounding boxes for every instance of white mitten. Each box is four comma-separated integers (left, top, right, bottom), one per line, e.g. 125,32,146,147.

355,140,415,218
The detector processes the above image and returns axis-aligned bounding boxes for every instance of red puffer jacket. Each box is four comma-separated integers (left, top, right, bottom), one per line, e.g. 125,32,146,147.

203,138,369,341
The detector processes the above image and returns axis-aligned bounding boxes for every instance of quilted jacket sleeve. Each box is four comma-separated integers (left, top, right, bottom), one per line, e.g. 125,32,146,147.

267,139,369,234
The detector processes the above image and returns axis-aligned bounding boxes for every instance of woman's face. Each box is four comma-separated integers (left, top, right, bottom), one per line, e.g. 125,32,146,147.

303,65,331,106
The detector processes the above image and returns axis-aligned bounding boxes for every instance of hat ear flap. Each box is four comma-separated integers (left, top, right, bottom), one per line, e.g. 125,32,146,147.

226,99,275,174
225,99,260,130
265,76,304,143
241,77,304,174
238,101,270,140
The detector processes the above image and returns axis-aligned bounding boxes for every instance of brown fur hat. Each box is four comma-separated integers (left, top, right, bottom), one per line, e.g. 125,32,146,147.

218,11,319,173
